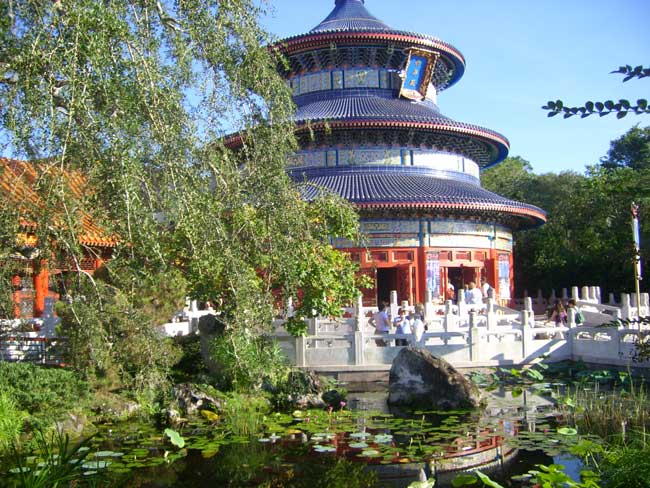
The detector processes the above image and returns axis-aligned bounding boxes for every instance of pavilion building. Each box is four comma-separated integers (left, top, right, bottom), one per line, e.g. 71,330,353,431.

0,158,116,319
273,0,546,306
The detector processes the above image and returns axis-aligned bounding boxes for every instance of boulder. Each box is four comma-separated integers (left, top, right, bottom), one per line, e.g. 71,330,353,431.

172,383,223,416
388,347,481,409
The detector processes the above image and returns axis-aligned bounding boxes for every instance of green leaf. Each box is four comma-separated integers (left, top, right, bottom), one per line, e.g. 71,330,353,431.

475,471,506,488
616,111,627,119
557,427,577,436
164,428,185,448
452,473,478,486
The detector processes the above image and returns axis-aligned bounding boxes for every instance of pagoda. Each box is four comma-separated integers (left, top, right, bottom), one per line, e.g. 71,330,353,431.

278,0,545,305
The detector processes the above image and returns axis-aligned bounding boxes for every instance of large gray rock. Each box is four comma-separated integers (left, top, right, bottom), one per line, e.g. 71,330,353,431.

388,347,482,409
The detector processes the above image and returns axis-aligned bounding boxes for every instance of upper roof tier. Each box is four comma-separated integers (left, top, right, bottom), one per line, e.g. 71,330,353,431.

275,0,465,91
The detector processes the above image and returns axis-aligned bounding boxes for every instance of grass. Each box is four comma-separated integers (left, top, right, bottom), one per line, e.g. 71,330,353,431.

558,374,650,445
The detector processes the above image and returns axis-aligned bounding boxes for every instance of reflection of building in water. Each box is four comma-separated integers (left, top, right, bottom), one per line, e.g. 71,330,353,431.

232,0,547,306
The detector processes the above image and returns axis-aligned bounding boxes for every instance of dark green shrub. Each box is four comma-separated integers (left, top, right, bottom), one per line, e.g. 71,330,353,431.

0,362,88,424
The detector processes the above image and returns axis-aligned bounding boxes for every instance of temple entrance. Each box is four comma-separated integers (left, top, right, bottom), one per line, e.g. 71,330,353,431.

446,266,480,301
376,268,397,305
376,266,412,306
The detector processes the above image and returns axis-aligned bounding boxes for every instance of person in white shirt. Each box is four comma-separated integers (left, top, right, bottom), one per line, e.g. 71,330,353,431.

372,303,391,346
480,278,492,300
465,282,483,307
393,308,411,346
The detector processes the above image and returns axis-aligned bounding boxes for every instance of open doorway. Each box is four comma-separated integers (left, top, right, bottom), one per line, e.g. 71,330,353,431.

376,268,398,306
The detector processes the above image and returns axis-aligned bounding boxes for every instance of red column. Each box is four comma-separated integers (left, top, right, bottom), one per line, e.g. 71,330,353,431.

11,275,21,318
33,260,49,318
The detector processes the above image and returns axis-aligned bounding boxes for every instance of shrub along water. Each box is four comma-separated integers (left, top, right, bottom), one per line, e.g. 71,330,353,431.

0,362,89,429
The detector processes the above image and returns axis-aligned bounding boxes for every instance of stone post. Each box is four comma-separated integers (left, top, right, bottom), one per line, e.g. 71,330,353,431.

561,288,568,300
581,286,589,302
354,295,364,332
567,308,576,327
571,286,579,302
469,311,479,362
595,287,602,304
521,310,530,359
390,290,398,321
307,317,317,336
566,308,575,354
458,288,467,320
296,336,306,367
354,331,364,365
621,293,632,320
642,293,650,317
424,290,434,322
486,298,497,341
550,289,557,304
443,299,454,331
608,293,617,306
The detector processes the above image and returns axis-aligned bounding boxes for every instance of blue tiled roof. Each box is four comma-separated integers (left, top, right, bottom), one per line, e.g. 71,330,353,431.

295,89,442,123
292,167,546,225
310,0,390,32
293,89,510,166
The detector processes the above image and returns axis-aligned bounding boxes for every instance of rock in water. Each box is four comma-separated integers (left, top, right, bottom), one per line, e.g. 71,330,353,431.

388,347,481,409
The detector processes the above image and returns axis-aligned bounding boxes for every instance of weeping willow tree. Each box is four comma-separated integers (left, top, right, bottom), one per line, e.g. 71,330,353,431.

0,0,363,388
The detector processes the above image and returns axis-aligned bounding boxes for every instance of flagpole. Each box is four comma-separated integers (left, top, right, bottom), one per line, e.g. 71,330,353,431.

631,202,642,329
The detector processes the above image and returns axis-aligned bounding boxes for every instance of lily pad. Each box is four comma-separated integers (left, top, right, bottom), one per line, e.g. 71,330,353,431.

359,449,380,457
348,442,368,449
557,427,578,436
313,444,337,453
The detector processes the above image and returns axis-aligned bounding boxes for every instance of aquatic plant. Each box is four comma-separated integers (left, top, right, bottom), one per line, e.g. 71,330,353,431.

557,374,650,444
3,430,96,488
220,392,270,437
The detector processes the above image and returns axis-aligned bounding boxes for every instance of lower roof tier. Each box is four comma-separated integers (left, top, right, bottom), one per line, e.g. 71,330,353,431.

291,166,546,229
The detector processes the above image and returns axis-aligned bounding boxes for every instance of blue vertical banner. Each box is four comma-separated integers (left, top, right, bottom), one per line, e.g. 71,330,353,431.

426,252,440,298
498,254,511,300
632,202,643,279
399,48,439,101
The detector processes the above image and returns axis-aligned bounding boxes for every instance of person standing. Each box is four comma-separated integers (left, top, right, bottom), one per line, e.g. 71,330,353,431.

480,277,493,300
393,308,411,346
465,282,483,307
567,299,584,325
372,303,391,346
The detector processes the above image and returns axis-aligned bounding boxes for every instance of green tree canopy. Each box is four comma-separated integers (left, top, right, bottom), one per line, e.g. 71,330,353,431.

482,151,649,296
600,125,650,171
0,0,365,386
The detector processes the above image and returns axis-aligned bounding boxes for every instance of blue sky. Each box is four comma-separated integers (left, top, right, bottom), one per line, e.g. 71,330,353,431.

262,0,650,174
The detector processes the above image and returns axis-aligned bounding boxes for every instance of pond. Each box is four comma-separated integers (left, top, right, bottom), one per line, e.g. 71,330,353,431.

2,380,594,487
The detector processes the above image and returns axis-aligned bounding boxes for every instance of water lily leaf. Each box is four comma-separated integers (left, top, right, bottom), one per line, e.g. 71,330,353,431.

374,434,393,443
409,479,436,488
557,427,578,436
313,444,337,453
95,451,124,458
452,473,478,486
350,431,372,439
82,460,111,470
475,471,505,488
348,442,369,449
164,428,186,448
359,449,380,457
